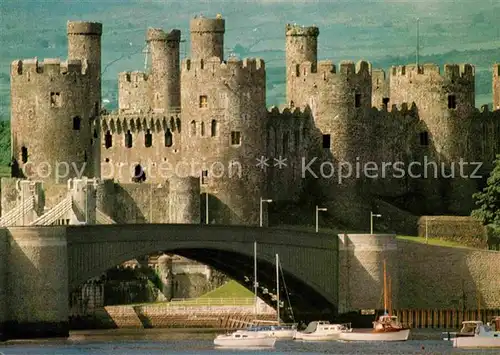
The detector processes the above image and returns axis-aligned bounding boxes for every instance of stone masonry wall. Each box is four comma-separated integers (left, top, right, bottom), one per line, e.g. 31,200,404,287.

418,216,487,248
397,240,500,309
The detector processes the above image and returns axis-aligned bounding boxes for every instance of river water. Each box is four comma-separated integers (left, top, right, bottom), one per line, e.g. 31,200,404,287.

0,328,497,354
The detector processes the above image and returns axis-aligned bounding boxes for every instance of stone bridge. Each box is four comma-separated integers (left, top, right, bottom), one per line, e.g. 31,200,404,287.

0,223,342,339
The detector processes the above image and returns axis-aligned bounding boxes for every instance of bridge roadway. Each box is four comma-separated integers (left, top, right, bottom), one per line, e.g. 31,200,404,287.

0,223,339,340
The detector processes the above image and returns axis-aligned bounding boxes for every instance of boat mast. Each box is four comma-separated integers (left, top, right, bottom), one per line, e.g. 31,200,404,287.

383,259,388,315
276,253,280,325
388,275,392,316
254,241,257,317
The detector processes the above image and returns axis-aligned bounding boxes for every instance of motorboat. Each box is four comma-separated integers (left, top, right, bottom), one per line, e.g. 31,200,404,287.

245,324,297,339
453,321,500,348
338,314,410,342
213,330,276,348
338,260,410,342
442,320,482,341
294,321,352,341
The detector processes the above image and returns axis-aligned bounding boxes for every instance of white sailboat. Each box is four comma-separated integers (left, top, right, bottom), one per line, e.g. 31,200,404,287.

338,260,410,342
213,241,276,348
294,320,352,341
246,251,297,339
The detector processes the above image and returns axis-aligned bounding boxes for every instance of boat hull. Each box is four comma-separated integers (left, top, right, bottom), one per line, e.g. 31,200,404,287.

295,332,343,341
453,336,500,348
214,336,276,348
339,329,410,342
258,329,296,339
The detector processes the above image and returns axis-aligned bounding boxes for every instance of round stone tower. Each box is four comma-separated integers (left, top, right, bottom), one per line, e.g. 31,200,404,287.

10,58,96,182
337,234,399,314
146,28,181,113
493,63,500,111
180,54,267,226
285,24,319,103
389,64,476,213
189,15,225,60
168,176,201,224
67,21,103,178
157,254,173,301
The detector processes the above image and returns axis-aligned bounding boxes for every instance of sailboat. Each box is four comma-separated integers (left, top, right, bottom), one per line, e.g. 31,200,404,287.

244,250,297,339
214,242,276,348
338,260,410,342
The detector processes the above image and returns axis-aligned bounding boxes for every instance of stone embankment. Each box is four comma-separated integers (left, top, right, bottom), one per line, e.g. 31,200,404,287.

70,305,276,329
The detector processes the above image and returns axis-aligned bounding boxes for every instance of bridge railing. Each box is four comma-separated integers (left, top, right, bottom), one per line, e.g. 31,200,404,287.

168,297,255,306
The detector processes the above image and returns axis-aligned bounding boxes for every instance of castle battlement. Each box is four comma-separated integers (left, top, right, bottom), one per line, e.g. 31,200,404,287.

182,56,265,76
119,71,148,83
267,105,311,118
102,113,180,134
11,58,88,76
285,24,319,37
293,60,371,77
391,63,475,81
190,17,225,33
372,68,386,81
146,28,181,42
67,21,102,35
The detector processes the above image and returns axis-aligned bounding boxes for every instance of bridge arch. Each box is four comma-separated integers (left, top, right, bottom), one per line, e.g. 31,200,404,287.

66,224,339,321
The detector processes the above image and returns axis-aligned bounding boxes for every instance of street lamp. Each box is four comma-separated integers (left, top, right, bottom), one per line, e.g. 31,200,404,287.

205,192,209,225
315,205,327,233
259,197,273,227
370,211,382,234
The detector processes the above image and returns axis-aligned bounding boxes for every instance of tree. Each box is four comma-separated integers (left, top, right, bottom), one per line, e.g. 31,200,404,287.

471,154,500,226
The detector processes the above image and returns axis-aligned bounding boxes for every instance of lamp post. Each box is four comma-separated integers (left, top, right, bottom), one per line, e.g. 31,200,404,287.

315,206,327,233
259,197,273,227
205,192,209,225
370,211,382,234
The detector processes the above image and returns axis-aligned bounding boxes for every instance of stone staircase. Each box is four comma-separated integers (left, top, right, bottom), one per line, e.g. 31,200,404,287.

104,306,143,328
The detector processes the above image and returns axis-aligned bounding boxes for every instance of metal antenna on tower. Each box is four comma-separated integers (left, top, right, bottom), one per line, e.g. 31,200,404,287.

416,17,420,67
142,43,150,72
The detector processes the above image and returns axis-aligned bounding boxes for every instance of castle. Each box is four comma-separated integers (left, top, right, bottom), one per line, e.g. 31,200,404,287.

6,15,500,231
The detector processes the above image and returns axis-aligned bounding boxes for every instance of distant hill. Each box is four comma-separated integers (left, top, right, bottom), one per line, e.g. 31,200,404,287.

1,0,499,117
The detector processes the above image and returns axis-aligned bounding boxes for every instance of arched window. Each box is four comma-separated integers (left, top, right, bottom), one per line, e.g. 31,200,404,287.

200,122,205,136
105,130,112,149
145,129,152,147
73,116,81,130
125,130,132,148
165,129,173,147
211,120,218,137
132,164,146,183
190,120,196,136
21,146,28,163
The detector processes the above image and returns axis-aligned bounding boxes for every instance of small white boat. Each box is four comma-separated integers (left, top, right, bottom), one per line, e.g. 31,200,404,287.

294,321,352,341
453,322,500,348
442,320,482,341
213,330,276,348
245,324,297,339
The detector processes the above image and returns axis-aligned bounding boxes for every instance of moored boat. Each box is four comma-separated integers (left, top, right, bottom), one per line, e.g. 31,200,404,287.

453,322,500,348
339,260,410,342
294,321,352,341
213,330,276,348
442,320,482,341
245,324,297,339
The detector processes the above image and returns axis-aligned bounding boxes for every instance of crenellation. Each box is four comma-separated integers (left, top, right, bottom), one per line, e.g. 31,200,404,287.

8,15,500,231
120,71,148,83
181,56,265,77
11,58,87,76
